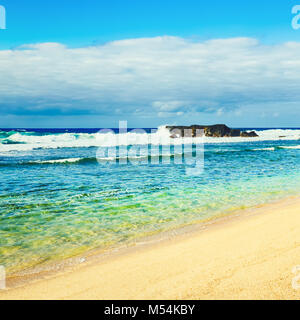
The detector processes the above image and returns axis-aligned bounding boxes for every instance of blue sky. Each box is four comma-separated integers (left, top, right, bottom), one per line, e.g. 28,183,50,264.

0,0,300,127
0,0,298,48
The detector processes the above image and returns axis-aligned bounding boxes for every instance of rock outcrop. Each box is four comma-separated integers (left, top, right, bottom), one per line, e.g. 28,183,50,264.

240,131,259,137
166,124,258,138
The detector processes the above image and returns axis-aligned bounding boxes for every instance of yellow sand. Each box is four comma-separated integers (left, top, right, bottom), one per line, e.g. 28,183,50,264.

1,197,300,300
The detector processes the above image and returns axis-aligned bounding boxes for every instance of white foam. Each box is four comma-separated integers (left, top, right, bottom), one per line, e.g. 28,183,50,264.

32,158,82,164
252,147,275,151
279,145,300,150
1,127,300,153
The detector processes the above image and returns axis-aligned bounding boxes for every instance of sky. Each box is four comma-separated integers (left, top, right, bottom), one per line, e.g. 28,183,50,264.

0,0,300,128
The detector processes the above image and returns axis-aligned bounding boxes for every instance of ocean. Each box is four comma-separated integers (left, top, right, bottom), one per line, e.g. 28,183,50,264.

1,126,300,274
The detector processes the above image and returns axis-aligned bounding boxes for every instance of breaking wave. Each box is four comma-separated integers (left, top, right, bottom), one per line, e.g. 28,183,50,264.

0,127,300,153
32,158,84,164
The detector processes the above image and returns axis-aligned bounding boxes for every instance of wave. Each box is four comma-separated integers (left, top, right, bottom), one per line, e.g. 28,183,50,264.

1,127,300,152
28,152,189,165
251,147,275,151
1,144,299,167
278,145,300,150
32,158,84,164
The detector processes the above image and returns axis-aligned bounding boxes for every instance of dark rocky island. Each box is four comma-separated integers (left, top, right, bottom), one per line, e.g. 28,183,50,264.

166,124,258,138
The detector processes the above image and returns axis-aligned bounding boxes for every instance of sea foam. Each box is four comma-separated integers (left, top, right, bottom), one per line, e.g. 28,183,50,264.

0,127,300,152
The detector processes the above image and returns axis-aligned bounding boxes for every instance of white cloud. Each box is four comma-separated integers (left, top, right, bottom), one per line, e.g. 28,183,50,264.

0,36,300,121
216,108,224,116
152,101,188,112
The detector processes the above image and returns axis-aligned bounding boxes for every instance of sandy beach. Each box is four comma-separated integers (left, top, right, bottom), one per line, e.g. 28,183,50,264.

1,197,300,300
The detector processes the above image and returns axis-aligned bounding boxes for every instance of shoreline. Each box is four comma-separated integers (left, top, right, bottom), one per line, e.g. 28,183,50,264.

4,195,299,287
1,195,300,299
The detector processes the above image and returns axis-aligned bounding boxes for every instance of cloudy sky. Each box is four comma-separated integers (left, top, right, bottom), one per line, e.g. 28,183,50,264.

0,0,300,127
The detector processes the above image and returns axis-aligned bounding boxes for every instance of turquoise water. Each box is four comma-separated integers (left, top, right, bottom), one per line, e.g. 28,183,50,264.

0,128,300,274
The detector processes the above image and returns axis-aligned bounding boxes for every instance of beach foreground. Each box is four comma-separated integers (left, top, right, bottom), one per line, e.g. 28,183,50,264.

1,197,300,300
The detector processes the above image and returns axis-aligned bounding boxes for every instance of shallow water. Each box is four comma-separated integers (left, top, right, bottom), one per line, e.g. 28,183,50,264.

1,127,300,274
